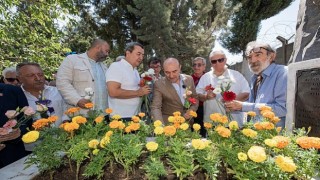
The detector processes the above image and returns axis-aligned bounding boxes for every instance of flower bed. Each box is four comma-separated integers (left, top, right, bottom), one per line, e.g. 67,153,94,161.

22,106,320,180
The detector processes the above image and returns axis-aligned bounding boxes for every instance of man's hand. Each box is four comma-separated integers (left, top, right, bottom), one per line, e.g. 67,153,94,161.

137,85,151,97
77,98,92,109
206,91,216,100
224,100,243,111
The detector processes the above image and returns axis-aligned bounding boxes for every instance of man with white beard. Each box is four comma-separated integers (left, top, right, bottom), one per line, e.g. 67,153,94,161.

225,41,287,128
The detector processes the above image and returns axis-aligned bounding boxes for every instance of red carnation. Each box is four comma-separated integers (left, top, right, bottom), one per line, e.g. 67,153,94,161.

143,76,153,81
188,97,197,105
139,79,146,87
222,91,236,101
205,84,215,91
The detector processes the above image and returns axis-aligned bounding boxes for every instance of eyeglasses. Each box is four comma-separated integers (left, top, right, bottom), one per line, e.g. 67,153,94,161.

192,63,204,67
245,47,270,56
5,78,19,82
210,58,225,64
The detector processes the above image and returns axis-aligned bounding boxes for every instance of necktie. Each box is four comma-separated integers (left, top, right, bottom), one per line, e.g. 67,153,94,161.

254,75,263,101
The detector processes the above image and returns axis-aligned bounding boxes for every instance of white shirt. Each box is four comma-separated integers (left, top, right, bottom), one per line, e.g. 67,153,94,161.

22,85,68,126
196,68,250,127
106,59,141,118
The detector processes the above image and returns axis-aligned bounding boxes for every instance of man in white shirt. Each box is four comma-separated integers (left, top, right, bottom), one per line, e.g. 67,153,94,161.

17,62,68,126
106,42,151,121
196,50,250,127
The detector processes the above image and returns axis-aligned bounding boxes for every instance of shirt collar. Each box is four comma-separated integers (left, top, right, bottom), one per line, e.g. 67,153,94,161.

261,63,276,78
121,59,136,70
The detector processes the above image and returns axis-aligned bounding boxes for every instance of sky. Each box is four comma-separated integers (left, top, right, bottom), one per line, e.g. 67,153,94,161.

215,0,300,65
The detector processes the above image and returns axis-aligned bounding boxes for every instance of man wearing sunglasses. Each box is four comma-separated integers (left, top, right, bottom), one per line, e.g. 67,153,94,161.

196,50,250,128
225,41,287,128
2,67,19,86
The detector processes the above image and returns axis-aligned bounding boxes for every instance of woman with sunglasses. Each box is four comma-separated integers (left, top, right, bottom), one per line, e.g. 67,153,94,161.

2,67,19,86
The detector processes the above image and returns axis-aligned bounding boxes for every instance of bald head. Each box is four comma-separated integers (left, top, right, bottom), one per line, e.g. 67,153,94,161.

163,58,181,83
87,39,110,62
163,58,180,68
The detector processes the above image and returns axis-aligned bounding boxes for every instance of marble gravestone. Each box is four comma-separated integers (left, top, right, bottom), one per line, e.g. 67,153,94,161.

286,58,320,136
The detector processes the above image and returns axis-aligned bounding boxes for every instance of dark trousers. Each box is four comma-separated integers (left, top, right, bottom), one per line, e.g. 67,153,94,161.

193,105,206,137
0,139,28,168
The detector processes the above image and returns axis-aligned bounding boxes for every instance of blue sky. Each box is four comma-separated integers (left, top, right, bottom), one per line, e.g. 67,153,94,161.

215,0,300,65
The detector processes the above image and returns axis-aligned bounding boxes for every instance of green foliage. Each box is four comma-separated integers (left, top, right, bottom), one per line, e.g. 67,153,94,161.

83,150,109,179
142,157,167,180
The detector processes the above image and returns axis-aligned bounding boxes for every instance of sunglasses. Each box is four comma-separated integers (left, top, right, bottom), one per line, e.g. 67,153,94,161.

210,58,225,64
5,78,19,82
245,47,270,56
192,63,204,67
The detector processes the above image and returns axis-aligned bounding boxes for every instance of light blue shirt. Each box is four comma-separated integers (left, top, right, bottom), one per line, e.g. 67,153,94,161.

242,63,287,127
88,59,108,111
172,75,185,104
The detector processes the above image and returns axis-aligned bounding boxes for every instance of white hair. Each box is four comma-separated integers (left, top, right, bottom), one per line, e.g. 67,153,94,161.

2,66,16,78
209,50,226,59
193,57,206,65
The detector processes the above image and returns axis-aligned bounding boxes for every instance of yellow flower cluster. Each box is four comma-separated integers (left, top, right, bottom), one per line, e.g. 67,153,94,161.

111,114,122,120
180,123,189,131
272,136,290,149
88,139,99,149
154,126,164,135
242,128,258,138
72,116,87,124
163,125,176,136
275,155,297,172
191,139,211,150
22,130,40,143
146,141,158,151
100,131,113,148
247,146,267,163
153,120,162,127
193,123,201,131
189,110,197,118
264,139,277,147
215,126,231,138
228,121,239,130
237,152,248,161
296,136,320,149
210,113,228,124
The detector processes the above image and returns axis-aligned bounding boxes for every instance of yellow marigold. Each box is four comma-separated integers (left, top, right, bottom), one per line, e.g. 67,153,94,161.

130,123,140,131
276,127,282,133
242,128,258,138
22,131,40,143
168,116,175,123
48,115,58,123
264,139,277,147
261,111,275,120
180,123,189,130
109,120,120,129
138,112,145,118
88,139,99,149
189,110,197,118
275,155,297,172
154,126,164,135
59,123,66,129
237,152,248,161
193,123,201,131
72,116,87,124
271,116,280,124
112,114,121,120
247,146,267,163
100,136,110,148
153,120,163,127
229,121,239,130
84,102,94,109
32,118,50,130
215,126,231,138
66,107,80,114
191,139,206,150
247,111,256,117
131,115,140,123
273,136,290,149
125,126,132,133
210,113,222,122
105,108,113,114
92,149,100,155
176,116,185,123
220,115,229,124
259,105,272,112
204,122,212,129
118,121,125,129
146,142,158,151
173,111,181,116
163,125,176,136
94,116,104,123
64,122,79,132
105,130,113,137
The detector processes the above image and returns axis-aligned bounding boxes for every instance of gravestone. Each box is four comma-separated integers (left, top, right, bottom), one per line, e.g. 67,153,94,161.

286,58,320,136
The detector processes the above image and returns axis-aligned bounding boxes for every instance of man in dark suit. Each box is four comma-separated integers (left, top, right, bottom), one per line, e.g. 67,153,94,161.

0,83,30,168
151,58,198,124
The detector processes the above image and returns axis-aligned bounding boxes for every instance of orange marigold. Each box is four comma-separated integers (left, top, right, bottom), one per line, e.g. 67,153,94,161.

176,116,185,123
105,108,113,114
220,115,228,124
125,126,132,133
215,126,231,138
72,116,87,124
48,115,58,123
273,136,290,149
296,136,320,149
173,122,180,129
105,130,113,137
94,116,104,123
65,107,80,114
259,105,272,112
138,112,145,118
84,102,94,109
261,122,275,130
173,111,181,117
189,110,197,118
261,111,275,120
64,122,80,132
109,120,120,129
130,123,140,131
131,116,140,123
204,122,212,129
32,118,50,130
118,121,125,129
271,116,280,124
163,125,176,136
210,113,222,122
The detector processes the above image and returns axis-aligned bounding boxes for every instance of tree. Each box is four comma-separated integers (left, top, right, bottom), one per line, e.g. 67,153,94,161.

219,0,293,54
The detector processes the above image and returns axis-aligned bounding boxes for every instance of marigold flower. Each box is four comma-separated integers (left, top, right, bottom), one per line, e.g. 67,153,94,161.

247,111,256,117
100,136,110,148
272,136,290,149
168,116,175,123
204,122,212,129
129,123,140,131
271,116,280,124
131,116,140,123
153,120,163,127
228,121,239,130
22,131,40,143
276,127,282,133
264,139,277,147
66,107,80,114
191,139,206,150
173,111,181,117
92,149,100,155
84,102,94,109
154,126,164,135
179,123,189,130
109,120,120,129
125,126,132,133
118,121,125,129
215,126,231,138
48,115,58,123
94,116,104,123
163,125,176,136
247,146,267,163
111,114,122,120
242,128,257,138
105,130,113,137
88,139,99,149
105,108,113,114
210,113,222,122
189,110,197,118
259,105,272,112
237,152,248,161
261,111,275,120
275,155,297,172
138,112,145,118
296,136,320,149
64,122,80,132
146,142,158,151
173,122,180,129
176,116,185,123
72,116,87,124
193,123,201,131
32,118,50,130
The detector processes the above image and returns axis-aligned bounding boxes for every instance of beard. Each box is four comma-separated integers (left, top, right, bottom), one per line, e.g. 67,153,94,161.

96,51,108,62
249,60,270,75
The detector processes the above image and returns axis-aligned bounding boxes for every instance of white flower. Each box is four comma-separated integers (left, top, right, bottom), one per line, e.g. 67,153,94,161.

223,78,231,83
183,93,187,99
84,87,94,96
213,87,222,94
84,95,91,100
147,81,152,85
147,68,155,75
36,104,48,112
141,73,146,78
